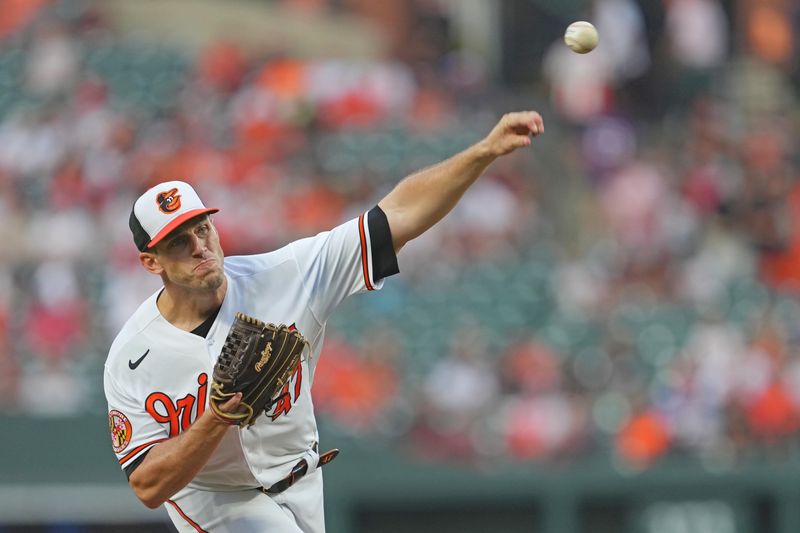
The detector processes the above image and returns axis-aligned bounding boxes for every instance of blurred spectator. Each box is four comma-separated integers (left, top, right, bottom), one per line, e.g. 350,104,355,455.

664,321,746,453
542,40,613,123
22,260,87,363
284,175,349,235
196,40,247,94
581,115,638,181
666,0,729,70
445,173,529,259
25,21,80,96
0,266,19,408
599,155,674,261
616,408,671,468
17,357,88,415
744,1,794,65
0,110,67,183
665,0,729,105
743,381,798,444
594,0,651,82
0,0,48,39
313,329,403,434
734,322,800,447
498,337,587,460
412,326,500,460
719,122,800,290
502,391,587,461
500,337,561,395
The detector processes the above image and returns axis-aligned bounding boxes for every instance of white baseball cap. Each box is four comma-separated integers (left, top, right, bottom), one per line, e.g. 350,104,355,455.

129,180,219,251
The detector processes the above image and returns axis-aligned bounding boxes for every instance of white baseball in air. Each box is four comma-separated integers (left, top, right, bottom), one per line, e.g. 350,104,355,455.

564,21,599,54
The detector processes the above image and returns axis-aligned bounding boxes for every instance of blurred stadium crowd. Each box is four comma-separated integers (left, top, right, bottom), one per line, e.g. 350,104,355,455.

1,0,800,472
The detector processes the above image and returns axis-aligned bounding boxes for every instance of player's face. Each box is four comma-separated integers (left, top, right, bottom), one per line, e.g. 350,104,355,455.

150,216,225,291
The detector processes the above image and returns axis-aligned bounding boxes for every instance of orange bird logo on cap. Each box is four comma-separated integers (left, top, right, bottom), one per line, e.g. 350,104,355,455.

156,188,181,213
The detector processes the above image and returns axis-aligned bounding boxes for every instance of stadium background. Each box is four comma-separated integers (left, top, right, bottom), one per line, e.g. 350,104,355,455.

1,0,799,531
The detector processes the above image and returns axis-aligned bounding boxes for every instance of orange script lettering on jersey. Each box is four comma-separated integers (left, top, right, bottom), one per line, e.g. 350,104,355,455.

145,373,208,437
270,361,303,421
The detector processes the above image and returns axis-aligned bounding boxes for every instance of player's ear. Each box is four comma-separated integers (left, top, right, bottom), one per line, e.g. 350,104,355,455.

139,252,164,275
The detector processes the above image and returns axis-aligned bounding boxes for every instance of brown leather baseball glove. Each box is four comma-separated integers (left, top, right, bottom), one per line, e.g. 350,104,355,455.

210,312,307,427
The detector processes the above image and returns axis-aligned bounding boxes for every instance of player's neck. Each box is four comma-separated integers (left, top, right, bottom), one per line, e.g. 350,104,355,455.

157,278,227,332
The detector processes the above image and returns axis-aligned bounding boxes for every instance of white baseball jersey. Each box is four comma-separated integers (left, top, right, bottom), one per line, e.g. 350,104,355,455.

104,208,398,515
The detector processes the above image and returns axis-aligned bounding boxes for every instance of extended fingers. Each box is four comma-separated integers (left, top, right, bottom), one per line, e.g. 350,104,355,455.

504,111,544,136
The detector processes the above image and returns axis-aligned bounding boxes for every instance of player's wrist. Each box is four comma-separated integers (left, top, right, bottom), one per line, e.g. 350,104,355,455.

207,406,239,427
473,138,499,163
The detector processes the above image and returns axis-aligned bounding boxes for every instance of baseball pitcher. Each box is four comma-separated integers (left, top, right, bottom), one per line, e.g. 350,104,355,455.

104,112,544,532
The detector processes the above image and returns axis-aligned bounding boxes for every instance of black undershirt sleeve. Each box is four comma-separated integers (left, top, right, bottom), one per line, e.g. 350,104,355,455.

123,449,150,479
367,205,400,281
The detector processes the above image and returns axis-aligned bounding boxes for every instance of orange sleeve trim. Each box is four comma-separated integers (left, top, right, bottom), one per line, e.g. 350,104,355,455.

167,500,208,533
118,438,168,465
358,214,375,291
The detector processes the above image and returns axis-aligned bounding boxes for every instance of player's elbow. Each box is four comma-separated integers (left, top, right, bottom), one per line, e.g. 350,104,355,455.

134,487,166,509
129,472,167,509
140,497,163,509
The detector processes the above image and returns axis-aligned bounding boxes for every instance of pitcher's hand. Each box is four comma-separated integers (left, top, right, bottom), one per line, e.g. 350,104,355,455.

480,111,544,158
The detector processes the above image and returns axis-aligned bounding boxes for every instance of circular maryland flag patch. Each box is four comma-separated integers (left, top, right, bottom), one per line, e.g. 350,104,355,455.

109,410,132,453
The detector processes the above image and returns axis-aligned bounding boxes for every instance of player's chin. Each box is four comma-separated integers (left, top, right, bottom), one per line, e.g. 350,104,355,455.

195,270,225,290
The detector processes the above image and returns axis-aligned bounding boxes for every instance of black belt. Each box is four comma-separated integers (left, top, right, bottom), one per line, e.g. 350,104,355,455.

259,445,339,495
